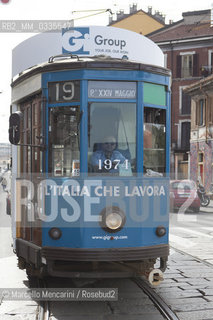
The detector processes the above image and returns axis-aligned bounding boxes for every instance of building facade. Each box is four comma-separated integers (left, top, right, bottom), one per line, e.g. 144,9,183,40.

0,143,10,170
148,10,213,179
109,4,165,35
185,75,213,191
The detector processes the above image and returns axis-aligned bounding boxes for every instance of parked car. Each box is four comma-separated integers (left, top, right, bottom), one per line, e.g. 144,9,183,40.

170,180,200,213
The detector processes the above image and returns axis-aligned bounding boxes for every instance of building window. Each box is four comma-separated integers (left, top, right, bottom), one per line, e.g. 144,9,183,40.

180,88,191,115
176,53,199,78
198,152,204,183
208,50,213,75
211,155,213,190
182,55,193,78
208,98,213,123
196,99,205,126
164,54,167,68
181,121,190,150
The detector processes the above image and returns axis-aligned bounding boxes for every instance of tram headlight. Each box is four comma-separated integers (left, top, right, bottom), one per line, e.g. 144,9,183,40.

100,207,126,233
106,213,123,230
49,227,62,240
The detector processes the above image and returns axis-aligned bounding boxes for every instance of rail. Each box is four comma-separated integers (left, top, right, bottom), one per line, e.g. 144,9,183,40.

133,278,180,320
35,279,50,320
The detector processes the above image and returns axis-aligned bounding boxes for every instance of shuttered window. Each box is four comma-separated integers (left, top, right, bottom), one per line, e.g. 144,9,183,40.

209,98,213,123
176,53,199,78
196,99,205,126
181,90,191,115
181,122,190,150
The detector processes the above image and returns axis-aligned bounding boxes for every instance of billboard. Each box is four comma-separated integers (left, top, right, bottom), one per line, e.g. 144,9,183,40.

12,26,164,77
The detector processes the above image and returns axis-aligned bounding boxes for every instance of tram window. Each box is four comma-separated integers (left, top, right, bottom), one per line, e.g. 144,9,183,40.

88,102,136,175
48,106,80,176
20,97,43,174
144,108,166,174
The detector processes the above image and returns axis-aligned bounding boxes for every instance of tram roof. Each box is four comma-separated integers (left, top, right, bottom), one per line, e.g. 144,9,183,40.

11,55,171,87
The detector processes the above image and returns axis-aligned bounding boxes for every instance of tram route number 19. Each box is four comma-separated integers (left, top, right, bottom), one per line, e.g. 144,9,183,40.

55,82,74,101
98,159,129,170
48,81,80,103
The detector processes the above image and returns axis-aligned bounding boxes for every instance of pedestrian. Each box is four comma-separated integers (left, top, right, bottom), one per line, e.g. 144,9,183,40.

1,177,7,191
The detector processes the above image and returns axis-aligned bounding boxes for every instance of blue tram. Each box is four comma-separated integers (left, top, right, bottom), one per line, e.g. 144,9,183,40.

9,51,171,283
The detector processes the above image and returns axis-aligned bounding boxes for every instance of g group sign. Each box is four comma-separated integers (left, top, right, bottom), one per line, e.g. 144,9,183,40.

62,27,127,56
62,27,129,57
12,26,164,77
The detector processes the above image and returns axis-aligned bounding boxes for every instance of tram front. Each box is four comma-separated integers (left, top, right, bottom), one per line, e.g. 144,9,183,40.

43,58,170,280
9,56,170,282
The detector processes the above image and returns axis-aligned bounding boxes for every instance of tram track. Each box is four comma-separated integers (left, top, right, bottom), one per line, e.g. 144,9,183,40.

37,302,49,320
133,278,180,320
33,273,180,320
35,278,50,320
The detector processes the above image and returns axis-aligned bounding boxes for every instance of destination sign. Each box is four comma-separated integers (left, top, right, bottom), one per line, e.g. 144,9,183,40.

88,81,136,99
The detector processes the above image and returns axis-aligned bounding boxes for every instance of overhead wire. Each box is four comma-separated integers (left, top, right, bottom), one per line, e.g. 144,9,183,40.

71,9,113,21
72,9,112,13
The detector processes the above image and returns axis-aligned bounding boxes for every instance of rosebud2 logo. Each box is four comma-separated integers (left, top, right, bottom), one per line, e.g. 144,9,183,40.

1,0,10,4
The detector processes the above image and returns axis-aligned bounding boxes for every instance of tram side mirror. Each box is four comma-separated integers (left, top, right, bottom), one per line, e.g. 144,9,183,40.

9,111,23,145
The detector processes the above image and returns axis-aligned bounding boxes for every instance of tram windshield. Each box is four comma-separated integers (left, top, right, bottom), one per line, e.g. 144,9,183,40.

143,107,166,174
88,102,136,175
48,105,166,176
48,106,80,176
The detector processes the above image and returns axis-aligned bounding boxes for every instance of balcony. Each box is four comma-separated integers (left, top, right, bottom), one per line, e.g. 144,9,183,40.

200,66,212,77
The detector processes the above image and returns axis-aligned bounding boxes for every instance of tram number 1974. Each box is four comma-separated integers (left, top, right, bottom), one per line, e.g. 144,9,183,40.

98,159,129,170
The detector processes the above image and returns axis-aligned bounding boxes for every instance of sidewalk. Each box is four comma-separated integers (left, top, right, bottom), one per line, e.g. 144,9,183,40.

200,200,213,213
0,256,38,320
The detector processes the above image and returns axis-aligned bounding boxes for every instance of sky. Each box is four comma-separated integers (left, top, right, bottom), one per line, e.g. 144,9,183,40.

0,0,212,143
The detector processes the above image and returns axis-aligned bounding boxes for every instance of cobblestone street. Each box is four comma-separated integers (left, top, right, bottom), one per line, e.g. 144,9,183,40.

155,248,213,320
1,247,213,319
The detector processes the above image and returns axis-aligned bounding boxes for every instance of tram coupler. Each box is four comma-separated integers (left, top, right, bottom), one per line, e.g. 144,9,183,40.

160,256,168,272
147,269,164,286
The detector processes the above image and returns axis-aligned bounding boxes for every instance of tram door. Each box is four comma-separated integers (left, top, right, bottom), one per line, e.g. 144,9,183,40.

48,106,80,177
19,96,43,245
